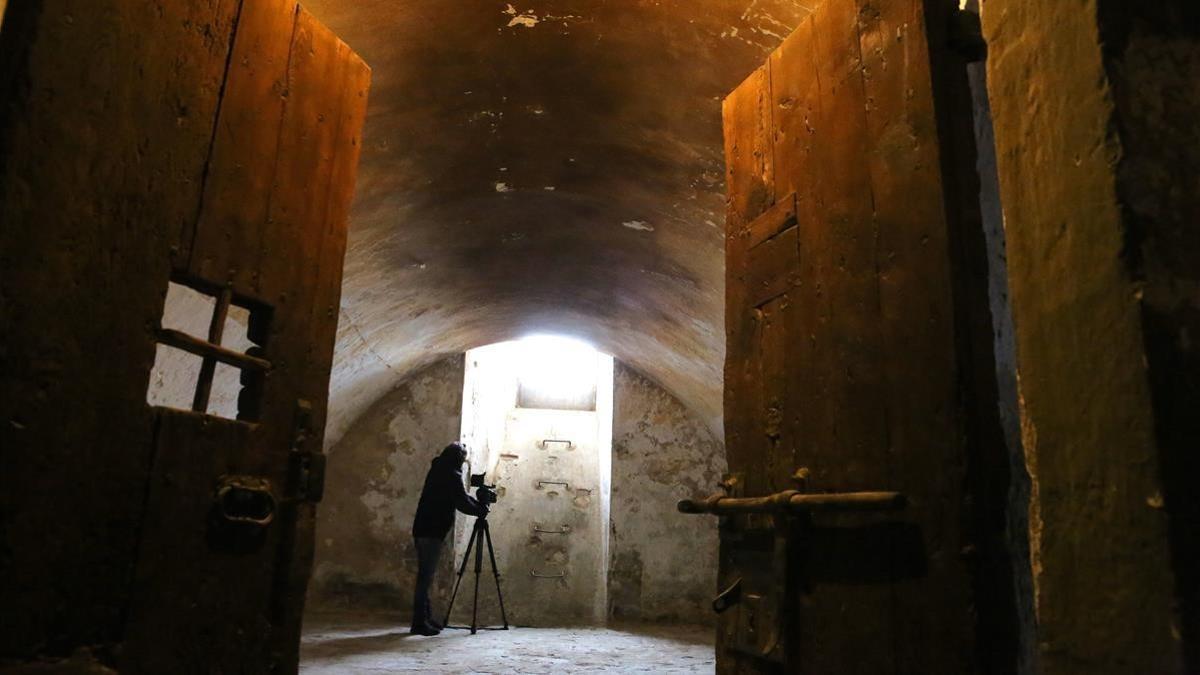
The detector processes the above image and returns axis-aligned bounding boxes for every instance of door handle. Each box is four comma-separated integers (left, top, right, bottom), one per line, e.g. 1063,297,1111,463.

215,475,276,526
713,577,742,614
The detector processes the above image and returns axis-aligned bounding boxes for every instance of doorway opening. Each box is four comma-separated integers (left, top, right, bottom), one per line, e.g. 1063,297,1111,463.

457,335,615,626
302,340,726,654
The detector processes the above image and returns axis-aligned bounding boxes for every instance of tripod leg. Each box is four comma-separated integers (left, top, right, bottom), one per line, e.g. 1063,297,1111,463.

443,524,478,628
482,523,510,630
471,526,484,635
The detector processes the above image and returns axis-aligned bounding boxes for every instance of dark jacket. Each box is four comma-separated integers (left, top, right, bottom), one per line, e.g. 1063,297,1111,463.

412,452,486,539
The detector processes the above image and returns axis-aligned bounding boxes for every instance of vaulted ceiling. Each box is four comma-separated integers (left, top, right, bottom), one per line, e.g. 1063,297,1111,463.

304,0,813,444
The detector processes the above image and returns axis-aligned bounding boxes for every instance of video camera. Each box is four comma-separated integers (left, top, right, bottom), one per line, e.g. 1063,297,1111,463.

469,472,499,506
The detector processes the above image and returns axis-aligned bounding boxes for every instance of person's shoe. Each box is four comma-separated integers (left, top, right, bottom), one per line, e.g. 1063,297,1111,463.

410,622,441,636
428,619,445,630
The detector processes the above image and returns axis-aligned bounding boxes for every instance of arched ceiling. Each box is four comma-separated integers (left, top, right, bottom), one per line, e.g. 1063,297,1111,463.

304,0,813,445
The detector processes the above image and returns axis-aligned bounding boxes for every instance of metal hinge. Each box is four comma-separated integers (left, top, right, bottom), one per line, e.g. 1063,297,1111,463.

291,399,326,503
298,452,327,503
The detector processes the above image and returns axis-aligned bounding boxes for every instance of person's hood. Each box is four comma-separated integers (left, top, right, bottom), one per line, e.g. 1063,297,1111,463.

431,452,464,472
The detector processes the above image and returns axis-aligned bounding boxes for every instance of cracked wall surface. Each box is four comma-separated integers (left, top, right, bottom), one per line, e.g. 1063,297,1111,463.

610,364,725,624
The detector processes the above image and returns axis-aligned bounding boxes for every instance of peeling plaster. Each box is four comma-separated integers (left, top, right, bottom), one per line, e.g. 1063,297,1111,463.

309,356,466,613
310,357,725,625
502,3,585,30
622,220,654,232
506,12,539,29
609,364,725,623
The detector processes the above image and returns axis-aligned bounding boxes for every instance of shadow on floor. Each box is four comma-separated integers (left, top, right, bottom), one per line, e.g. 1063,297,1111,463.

300,613,716,674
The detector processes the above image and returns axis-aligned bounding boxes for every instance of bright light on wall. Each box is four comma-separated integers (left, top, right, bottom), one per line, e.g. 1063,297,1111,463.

515,335,600,410
458,335,615,621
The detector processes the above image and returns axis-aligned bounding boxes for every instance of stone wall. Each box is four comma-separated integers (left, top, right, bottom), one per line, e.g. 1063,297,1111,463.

307,356,725,626
1099,3,1200,665
610,364,725,624
980,0,1187,670
308,355,466,614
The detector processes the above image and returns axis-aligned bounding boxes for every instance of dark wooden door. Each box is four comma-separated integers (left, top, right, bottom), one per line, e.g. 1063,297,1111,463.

120,2,369,672
721,0,983,672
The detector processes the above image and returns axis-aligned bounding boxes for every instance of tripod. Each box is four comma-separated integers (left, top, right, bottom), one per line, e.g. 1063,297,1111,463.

442,515,509,634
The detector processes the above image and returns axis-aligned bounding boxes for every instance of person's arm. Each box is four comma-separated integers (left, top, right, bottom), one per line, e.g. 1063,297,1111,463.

450,470,487,516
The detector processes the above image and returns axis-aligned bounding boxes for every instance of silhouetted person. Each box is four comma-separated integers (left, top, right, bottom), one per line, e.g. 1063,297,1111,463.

410,441,488,635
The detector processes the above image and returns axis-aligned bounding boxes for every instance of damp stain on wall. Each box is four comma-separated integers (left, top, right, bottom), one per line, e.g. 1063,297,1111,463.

308,355,466,612
609,364,726,623
308,357,726,626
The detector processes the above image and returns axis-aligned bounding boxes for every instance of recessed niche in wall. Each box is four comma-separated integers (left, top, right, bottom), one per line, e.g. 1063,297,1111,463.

514,335,600,411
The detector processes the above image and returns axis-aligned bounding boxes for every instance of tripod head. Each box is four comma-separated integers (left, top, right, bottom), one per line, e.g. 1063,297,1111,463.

469,472,499,506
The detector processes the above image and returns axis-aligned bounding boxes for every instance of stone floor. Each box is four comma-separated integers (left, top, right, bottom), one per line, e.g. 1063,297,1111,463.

300,614,715,674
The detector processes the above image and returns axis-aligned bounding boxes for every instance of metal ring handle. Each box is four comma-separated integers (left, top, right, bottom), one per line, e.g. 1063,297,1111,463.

215,476,276,526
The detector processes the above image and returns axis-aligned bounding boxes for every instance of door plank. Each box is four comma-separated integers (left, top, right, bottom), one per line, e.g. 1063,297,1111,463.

264,12,371,666
185,0,299,294
305,36,370,445
858,0,973,670
807,0,888,494
768,16,834,499
774,2,897,672
744,192,797,250
746,226,799,309
255,7,351,447
722,65,775,498
758,294,795,496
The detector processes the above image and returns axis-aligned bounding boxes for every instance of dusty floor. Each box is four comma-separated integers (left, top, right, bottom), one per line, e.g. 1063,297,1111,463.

300,614,715,674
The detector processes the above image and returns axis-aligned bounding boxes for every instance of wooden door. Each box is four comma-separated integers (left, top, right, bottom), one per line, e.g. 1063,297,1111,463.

120,2,369,672
721,0,984,672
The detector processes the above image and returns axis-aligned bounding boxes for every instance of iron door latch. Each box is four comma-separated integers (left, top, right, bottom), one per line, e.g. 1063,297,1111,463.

680,468,908,664
214,475,276,526
291,399,326,503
